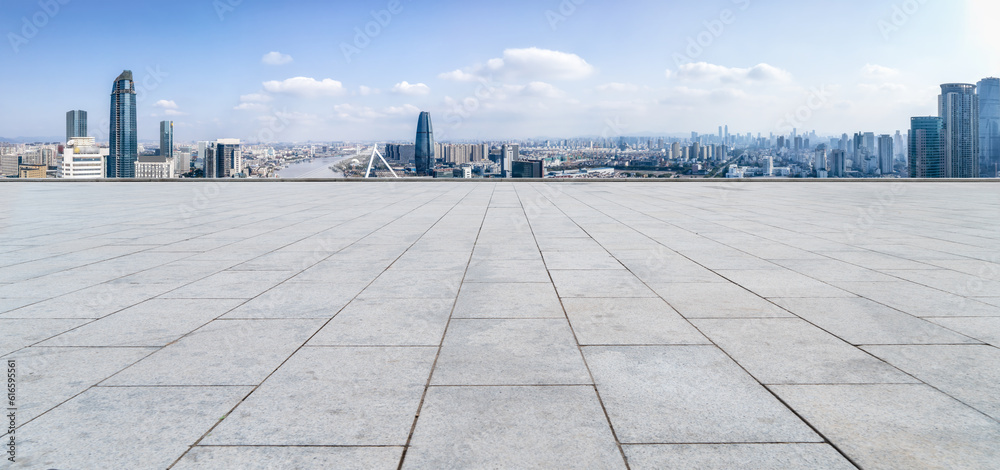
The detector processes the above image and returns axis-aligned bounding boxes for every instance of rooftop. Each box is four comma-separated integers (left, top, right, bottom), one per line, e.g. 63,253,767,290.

1,181,999,469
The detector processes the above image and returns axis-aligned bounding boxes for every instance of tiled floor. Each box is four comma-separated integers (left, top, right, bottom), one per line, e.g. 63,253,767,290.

1,181,999,469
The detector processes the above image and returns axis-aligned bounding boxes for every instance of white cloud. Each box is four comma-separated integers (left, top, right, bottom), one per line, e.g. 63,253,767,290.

154,100,178,109
359,86,380,96
519,82,565,98
333,104,383,122
262,51,293,66
675,63,792,83
392,81,431,95
861,64,899,78
439,70,479,82
596,82,641,93
262,77,346,97
443,48,595,83
234,102,268,111
384,104,421,116
164,109,186,116
240,93,272,103
858,83,907,93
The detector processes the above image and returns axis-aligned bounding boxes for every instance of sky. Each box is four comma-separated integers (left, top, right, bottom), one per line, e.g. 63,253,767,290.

1,0,998,143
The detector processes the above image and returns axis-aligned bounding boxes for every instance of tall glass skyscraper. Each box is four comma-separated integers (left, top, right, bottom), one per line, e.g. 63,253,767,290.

66,110,87,142
160,121,174,160
415,112,434,176
978,77,1000,176
909,117,946,178
878,134,894,175
939,83,979,178
108,71,138,178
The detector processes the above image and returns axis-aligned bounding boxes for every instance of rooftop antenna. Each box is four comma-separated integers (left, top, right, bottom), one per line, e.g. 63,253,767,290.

365,144,399,179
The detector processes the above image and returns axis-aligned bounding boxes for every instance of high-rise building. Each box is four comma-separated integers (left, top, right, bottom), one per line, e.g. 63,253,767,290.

205,139,243,178
878,134,894,175
108,71,138,178
670,142,681,159
66,110,87,142
830,149,847,177
814,146,828,173
500,144,518,178
939,83,979,178
909,117,946,178
978,77,1000,175
763,156,774,177
160,121,174,160
415,112,434,176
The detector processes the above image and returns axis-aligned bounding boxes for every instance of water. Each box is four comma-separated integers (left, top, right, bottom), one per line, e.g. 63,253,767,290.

276,155,352,178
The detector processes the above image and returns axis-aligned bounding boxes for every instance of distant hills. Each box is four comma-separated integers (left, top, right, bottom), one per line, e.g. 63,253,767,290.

0,136,64,144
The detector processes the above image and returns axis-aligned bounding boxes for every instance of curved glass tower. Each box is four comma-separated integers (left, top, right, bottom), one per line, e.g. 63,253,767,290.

415,112,434,176
108,70,138,178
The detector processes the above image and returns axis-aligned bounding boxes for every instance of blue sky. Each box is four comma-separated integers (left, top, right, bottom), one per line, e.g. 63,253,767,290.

1,0,997,142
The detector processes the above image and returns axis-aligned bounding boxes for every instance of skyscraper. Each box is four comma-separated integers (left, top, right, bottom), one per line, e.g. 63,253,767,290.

205,139,242,178
878,134,894,175
66,110,87,142
939,83,979,178
978,77,1000,176
415,112,434,176
160,121,174,160
830,149,846,177
500,144,518,178
108,71,138,178
909,117,946,178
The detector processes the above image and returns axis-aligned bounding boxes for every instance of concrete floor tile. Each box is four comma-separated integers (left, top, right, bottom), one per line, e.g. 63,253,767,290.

310,298,453,346
174,446,403,470
203,347,436,445
624,444,855,470
453,282,564,319
550,270,657,298
563,298,710,345
224,281,367,319
432,319,591,385
652,282,792,318
584,346,819,443
403,386,625,469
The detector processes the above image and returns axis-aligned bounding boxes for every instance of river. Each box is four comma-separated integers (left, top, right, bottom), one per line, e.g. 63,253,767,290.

276,155,355,179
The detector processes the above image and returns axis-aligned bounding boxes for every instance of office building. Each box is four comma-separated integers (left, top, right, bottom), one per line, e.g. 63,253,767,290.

978,77,1000,175
135,155,175,179
66,110,87,142
500,144,518,178
878,134,894,175
909,117,946,178
814,146,828,178
205,139,243,178
763,156,774,176
939,83,979,178
415,112,434,176
384,144,416,164
175,151,192,176
512,160,544,179
19,164,47,178
830,149,846,177
58,137,107,179
160,121,174,160
1,154,21,176
108,71,138,178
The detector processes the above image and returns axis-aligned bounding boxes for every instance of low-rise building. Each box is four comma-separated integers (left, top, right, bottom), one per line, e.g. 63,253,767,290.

135,155,175,179
59,137,107,179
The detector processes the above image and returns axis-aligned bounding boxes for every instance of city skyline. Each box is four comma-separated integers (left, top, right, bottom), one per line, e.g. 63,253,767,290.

2,0,999,142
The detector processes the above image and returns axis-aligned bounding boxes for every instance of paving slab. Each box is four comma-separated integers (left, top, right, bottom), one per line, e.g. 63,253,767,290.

465,258,551,283
584,345,820,444
550,270,658,298
224,281,367,319
160,270,293,299
623,444,856,470
0,319,90,357
771,297,980,345
8,386,251,469
926,317,1000,347
174,446,403,470
432,319,591,385
403,386,625,469
563,298,710,345
692,318,916,384
452,282,564,319
832,281,1000,317
862,345,1000,420
651,282,792,318
103,319,322,386
309,298,453,346
4,347,156,423
772,384,1000,470
40,298,245,347
203,346,436,445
